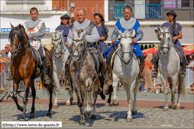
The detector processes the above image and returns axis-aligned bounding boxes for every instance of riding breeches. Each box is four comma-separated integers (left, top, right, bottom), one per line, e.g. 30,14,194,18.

37,45,46,61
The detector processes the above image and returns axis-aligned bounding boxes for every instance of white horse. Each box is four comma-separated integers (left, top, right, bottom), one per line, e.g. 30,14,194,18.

112,30,140,122
50,30,73,108
154,27,187,111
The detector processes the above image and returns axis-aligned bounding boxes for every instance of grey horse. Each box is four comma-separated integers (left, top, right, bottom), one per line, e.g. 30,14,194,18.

50,30,73,108
154,27,187,111
111,30,140,122
69,29,101,125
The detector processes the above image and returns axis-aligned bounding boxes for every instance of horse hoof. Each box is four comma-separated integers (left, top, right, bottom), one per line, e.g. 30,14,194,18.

47,111,52,116
65,103,71,107
176,106,181,109
170,105,177,109
29,113,35,119
113,99,119,106
52,105,58,108
126,118,133,122
20,118,26,121
132,110,137,115
79,120,85,126
163,107,169,111
91,115,96,120
104,103,110,106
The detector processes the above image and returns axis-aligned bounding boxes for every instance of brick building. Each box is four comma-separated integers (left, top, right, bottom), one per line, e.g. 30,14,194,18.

52,0,105,22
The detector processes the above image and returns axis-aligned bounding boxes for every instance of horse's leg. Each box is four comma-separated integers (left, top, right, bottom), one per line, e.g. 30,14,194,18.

53,71,59,108
91,81,98,119
75,86,85,125
20,79,30,121
105,85,113,106
47,84,53,116
29,80,36,119
161,74,169,111
132,79,140,115
85,79,92,116
112,74,119,106
66,89,72,107
168,76,177,109
177,74,182,109
12,80,23,111
126,81,135,122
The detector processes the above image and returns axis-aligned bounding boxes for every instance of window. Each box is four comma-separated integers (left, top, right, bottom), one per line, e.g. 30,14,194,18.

178,0,190,8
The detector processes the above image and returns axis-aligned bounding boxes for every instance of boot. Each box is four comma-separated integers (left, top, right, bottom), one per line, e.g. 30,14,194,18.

99,58,112,87
106,64,112,79
152,57,158,78
181,56,186,78
64,61,72,90
139,63,145,82
6,73,13,81
42,59,50,85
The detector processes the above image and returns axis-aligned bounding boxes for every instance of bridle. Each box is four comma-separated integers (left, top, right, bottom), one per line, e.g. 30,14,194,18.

159,31,172,54
52,37,65,56
117,36,134,64
10,28,28,56
71,38,86,59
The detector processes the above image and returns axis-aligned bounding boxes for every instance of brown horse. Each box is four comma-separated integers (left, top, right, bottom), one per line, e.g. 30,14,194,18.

9,24,53,121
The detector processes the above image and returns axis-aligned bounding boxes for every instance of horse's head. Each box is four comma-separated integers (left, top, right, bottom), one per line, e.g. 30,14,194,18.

50,30,64,59
118,29,135,64
155,26,171,55
9,23,28,56
72,29,87,61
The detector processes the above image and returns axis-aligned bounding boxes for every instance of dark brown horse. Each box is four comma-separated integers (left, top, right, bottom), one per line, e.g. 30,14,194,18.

9,24,53,121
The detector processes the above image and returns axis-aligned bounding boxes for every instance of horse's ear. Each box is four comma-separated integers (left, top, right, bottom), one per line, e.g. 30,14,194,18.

131,29,135,38
10,23,14,29
60,30,64,35
154,27,160,40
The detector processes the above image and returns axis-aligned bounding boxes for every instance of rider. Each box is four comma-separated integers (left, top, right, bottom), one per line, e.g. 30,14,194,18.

105,5,145,82
65,9,111,89
94,13,108,53
23,7,50,84
55,14,71,46
152,10,186,78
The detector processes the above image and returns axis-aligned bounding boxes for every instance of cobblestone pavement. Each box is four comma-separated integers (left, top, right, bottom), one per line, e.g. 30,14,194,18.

0,103,193,129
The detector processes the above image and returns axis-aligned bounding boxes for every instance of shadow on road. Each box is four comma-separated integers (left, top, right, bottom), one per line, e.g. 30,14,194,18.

153,106,185,109
12,110,57,121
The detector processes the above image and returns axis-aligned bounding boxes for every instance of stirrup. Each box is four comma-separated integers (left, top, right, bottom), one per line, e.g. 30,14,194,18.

43,76,50,84
152,71,158,78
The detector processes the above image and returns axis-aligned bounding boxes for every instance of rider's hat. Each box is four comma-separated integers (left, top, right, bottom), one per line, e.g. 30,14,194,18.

166,10,177,17
60,14,70,20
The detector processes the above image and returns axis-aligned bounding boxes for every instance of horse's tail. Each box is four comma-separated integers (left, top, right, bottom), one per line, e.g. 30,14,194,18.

180,78,187,97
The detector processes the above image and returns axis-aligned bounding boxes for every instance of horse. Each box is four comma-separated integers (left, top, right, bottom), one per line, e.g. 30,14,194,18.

50,30,73,108
69,29,105,125
111,29,140,122
154,27,187,111
9,24,53,121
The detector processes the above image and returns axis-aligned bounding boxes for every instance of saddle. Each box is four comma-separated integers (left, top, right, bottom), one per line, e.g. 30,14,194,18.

87,48,100,73
110,44,139,67
29,46,51,78
171,44,183,63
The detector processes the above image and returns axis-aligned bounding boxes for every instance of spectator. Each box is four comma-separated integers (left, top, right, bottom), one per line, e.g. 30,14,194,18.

0,44,11,91
185,53,194,94
0,49,5,90
144,53,153,92
36,77,42,90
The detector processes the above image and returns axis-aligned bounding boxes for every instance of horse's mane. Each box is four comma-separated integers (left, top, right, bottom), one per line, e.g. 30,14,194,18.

9,24,28,45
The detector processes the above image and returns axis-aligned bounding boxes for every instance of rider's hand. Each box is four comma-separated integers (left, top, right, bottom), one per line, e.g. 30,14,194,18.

173,36,178,40
112,40,116,45
132,38,137,43
27,35,30,39
65,42,68,46
69,43,72,48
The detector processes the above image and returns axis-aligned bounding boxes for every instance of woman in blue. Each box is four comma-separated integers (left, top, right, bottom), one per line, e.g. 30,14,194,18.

55,14,71,46
94,13,108,53
152,10,186,78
